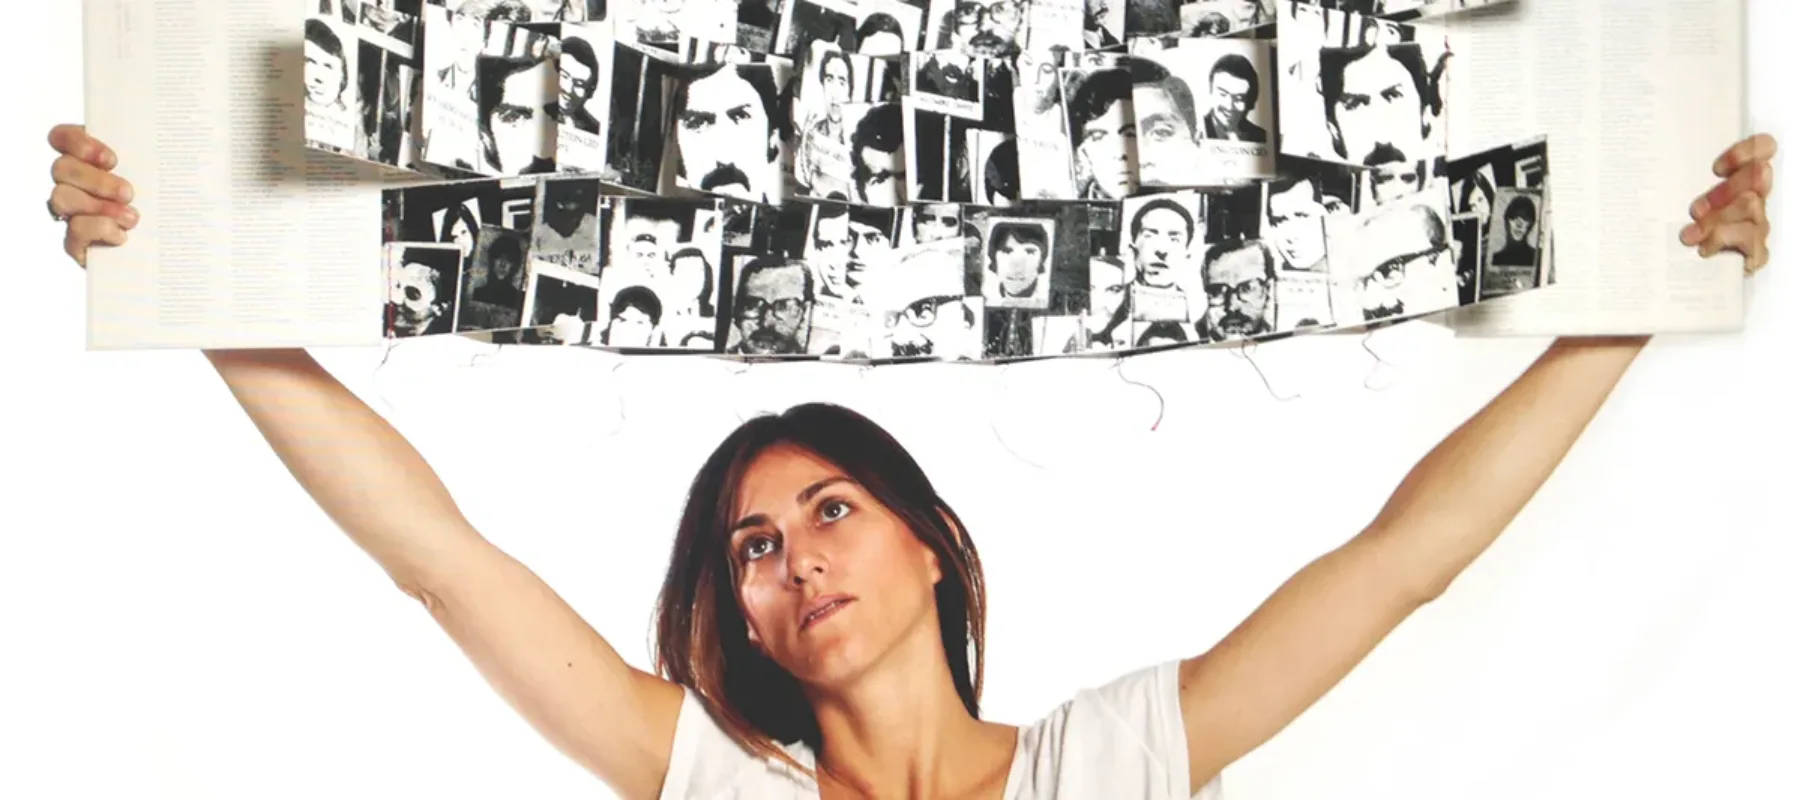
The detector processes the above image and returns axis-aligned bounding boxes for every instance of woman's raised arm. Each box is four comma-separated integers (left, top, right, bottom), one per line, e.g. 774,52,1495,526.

1173,134,1778,796
48,124,685,800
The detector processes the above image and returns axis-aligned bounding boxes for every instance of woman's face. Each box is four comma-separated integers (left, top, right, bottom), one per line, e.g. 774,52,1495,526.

728,444,944,689
449,217,477,259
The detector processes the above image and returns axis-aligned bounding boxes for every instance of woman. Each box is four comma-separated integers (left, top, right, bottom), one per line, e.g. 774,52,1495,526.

44,123,1776,799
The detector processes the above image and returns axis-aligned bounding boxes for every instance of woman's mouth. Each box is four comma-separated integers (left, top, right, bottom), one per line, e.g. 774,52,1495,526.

799,596,854,632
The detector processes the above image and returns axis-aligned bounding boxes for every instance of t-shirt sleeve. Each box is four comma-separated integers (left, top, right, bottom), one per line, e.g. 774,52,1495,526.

657,688,792,800
1086,660,1225,800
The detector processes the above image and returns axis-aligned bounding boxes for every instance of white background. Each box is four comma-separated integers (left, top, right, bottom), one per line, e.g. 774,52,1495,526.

3,2,1795,798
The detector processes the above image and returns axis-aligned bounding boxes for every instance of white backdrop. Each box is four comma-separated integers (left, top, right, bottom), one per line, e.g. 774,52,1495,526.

3,3,1796,799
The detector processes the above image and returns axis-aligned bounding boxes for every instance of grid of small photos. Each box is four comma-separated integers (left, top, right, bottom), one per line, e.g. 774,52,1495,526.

317,0,1547,362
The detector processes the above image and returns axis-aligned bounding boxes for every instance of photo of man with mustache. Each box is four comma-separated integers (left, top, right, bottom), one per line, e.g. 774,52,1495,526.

1197,238,1277,342
1317,41,1448,169
672,63,786,204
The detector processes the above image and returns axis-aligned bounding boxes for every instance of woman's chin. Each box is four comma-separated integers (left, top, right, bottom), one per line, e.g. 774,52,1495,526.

787,635,873,688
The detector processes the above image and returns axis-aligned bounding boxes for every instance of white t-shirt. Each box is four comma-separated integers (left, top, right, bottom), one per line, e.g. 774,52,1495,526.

658,659,1226,799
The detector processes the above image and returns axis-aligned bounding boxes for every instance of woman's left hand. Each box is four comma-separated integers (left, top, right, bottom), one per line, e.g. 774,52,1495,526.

1682,133,1778,274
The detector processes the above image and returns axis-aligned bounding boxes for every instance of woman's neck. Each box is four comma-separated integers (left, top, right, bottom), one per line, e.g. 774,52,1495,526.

806,634,1015,798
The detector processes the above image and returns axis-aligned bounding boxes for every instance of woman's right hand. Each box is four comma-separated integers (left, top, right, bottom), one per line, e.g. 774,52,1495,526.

47,124,138,268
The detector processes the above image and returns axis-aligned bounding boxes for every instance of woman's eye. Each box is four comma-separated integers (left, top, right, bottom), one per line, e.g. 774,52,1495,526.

742,535,776,561
820,500,851,522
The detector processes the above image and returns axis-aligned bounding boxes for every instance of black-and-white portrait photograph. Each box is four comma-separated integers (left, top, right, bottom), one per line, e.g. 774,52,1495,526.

473,25,560,175
529,177,604,278
604,196,725,317
551,24,610,174
903,202,966,246
670,62,789,203
1064,251,1127,352
727,255,816,356
979,217,1057,309
306,15,365,155
1060,66,1137,200
1483,187,1544,294
1358,156,1444,209
855,0,927,55
615,0,737,49
964,201,1087,360
925,0,1027,58
1194,236,1278,342
910,50,987,120
1275,0,1403,159
1011,48,1078,200
457,225,532,331
1129,40,1274,188
590,283,666,349
1261,157,1355,331
1277,5,1449,170
384,242,462,338
1263,155,1358,272
587,261,724,350
1180,0,1274,36
832,103,908,206
1445,135,1552,301
777,0,860,59
1324,180,1458,325
969,202,1093,358
791,45,902,200
802,201,905,306
421,4,564,176
1189,184,1277,342
1121,191,1202,323
859,239,985,361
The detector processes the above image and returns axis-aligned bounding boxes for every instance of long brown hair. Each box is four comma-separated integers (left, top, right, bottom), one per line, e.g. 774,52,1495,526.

652,403,988,772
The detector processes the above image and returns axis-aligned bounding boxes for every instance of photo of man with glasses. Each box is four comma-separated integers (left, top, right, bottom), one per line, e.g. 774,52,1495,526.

728,256,815,355
1326,187,1459,324
867,241,982,361
1196,238,1278,342
931,0,1026,58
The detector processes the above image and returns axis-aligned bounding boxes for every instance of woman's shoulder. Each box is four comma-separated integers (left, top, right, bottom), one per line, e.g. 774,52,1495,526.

1010,659,1224,799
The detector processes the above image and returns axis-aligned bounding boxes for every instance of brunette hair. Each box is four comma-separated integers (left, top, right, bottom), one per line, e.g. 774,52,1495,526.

652,403,987,773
